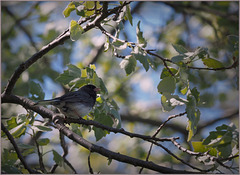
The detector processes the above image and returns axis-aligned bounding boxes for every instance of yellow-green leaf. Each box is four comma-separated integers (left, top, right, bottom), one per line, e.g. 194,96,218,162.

69,20,83,41
63,2,76,18
81,69,87,78
202,58,223,69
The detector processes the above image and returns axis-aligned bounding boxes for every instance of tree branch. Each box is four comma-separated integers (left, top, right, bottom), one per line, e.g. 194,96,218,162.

171,137,239,171
1,123,39,174
65,118,178,143
140,112,186,173
33,130,47,173
2,2,131,96
88,152,94,174
53,115,199,174
2,93,198,173
50,131,77,173
121,113,188,135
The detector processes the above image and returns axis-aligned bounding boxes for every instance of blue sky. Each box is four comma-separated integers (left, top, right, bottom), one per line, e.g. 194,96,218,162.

4,1,238,135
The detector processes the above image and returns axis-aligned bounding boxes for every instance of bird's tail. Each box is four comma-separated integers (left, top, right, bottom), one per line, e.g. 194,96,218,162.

34,99,59,106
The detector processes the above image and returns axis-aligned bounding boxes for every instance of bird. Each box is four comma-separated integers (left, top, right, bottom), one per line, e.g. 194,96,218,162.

35,84,100,119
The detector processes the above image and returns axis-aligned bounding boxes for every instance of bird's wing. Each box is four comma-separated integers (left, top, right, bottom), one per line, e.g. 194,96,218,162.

35,97,62,105
59,90,92,104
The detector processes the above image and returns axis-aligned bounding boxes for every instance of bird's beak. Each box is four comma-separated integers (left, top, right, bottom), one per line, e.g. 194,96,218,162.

94,87,101,92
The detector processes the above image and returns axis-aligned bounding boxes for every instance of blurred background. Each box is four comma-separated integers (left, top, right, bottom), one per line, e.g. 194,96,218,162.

1,1,239,173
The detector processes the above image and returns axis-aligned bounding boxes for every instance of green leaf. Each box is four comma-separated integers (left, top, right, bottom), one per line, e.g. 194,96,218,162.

201,123,238,158
69,20,83,41
56,64,81,85
63,2,76,18
157,76,176,94
110,108,121,128
119,55,136,75
84,1,95,8
193,47,208,59
22,147,35,156
76,5,85,16
83,1,102,16
180,86,188,95
126,4,133,26
192,141,217,156
107,158,112,165
2,148,18,165
93,114,113,141
16,114,29,125
53,150,64,167
171,55,185,63
68,64,82,77
98,78,108,95
9,123,26,138
93,127,108,141
29,81,45,101
191,87,200,104
160,67,178,79
161,94,175,112
202,58,223,69
6,117,17,130
104,37,110,52
136,21,147,48
161,93,186,112
186,95,200,141
1,165,22,174
218,144,232,158
203,131,232,147
112,40,128,50
33,125,52,132
192,141,207,153
132,53,149,72
70,123,82,137
172,44,188,54
109,99,120,110
37,138,50,146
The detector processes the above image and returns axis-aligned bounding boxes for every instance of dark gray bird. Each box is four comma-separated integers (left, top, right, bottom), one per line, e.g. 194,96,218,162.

35,84,100,119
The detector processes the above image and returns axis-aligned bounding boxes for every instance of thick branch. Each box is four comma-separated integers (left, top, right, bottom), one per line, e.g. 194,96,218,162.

2,2,131,96
53,115,198,174
2,94,198,173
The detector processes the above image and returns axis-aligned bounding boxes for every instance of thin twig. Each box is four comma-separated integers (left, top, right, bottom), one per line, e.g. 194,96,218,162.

171,137,239,171
139,112,186,173
187,60,238,71
60,131,77,173
152,140,208,172
146,50,175,76
98,24,176,76
153,112,187,137
65,118,178,143
88,152,94,174
33,130,47,173
50,130,77,173
1,123,38,174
